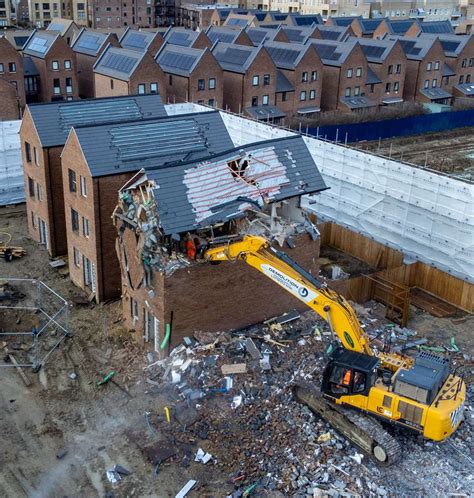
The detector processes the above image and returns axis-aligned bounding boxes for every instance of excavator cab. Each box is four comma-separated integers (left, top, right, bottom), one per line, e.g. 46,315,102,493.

322,347,380,398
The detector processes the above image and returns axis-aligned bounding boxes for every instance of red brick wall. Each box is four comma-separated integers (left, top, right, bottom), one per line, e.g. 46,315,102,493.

129,53,167,101
189,51,224,106
0,37,25,118
222,70,244,113
319,65,341,111
414,40,447,102
94,74,129,97
447,37,474,94
191,31,212,49
338,44,369,109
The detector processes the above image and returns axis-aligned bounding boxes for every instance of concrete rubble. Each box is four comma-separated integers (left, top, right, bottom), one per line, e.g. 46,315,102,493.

143,305,473,497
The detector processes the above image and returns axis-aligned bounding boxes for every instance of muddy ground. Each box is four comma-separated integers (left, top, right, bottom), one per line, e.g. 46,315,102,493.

0,205,473,497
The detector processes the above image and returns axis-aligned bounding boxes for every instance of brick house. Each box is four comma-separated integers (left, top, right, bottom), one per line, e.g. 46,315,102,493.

357,38,408,106
245,26,290,46
395,36,452,104
114,134,326,350
310,39,375,112
0,36,25,120
223,13,257,29
91,0,156,29
19,95,167,258
61,110,235,302
155,44,224,107
71,29,120,98
350,18,385,38
373,19,420,39
206,25,254,46
212,42,284,121
163,27,211,50
93,45,167,100
22,31,79,102
119,27,164,55
265,41,324,117
282,26,319,44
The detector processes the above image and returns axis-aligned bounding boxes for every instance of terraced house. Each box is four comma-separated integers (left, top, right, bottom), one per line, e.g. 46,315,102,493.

0,36,25,120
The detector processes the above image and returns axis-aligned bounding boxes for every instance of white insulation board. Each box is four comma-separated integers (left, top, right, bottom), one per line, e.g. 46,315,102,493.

215,111,474,284
0,120,23,206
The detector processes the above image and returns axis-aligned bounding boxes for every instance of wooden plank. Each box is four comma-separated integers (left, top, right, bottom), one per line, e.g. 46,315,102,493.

221,363,247,375
410,288,459,318
7,353,31,387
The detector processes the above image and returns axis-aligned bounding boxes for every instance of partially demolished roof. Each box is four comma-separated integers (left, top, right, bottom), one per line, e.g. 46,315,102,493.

27,94,167,147
74,111,234,178
142,135,327,235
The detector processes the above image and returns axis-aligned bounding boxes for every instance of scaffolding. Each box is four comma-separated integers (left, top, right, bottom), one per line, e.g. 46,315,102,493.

0,278,71,371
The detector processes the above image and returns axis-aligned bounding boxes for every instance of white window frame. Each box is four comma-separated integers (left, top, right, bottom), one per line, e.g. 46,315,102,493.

138,84,146,94
82,216,90,238
64,59,71,69
73,247,81,267
262,94,269,105
80,176,87,197
52,60,59,70
252,75,259,86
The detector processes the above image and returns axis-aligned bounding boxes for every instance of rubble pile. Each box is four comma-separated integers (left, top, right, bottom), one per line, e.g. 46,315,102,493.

145,306,473,497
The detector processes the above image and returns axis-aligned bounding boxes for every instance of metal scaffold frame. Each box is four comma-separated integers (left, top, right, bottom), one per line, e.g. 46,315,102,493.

0,278,71,371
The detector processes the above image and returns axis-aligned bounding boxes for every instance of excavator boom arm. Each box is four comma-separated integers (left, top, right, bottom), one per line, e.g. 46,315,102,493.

205,236,373,356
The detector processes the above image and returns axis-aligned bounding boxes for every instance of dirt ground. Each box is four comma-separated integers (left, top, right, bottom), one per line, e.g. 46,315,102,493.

359,127,474,181
0,205,473,497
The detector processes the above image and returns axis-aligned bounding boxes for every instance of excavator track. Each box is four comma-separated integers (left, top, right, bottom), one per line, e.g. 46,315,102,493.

294,384,402,465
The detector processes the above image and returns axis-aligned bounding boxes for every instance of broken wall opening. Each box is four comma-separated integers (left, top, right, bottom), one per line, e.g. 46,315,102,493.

0,278,71,371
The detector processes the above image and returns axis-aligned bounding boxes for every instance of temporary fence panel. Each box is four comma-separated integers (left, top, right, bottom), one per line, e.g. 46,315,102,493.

0,120,23,206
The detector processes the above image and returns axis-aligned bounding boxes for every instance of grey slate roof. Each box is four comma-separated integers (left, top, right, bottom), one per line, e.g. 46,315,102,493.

419,87,452,100
385,20,416,35
23,31,59,59
206,26,243,44
75,111,234,178
419,20,454,34
309,38,358,67
155,44,206,77
227,17,252,28
146,135,328,235
357,38,397,62
246,105,286,120
164,28,201,47
246,27,281,46
276,70,294,92
267,13,289,22
46,18,76,35
288,14,323,26
23,57,39,76
366,67,382,85
443,63,456,77
421,33,472,57
282,26,314,43
356,18,384,35
72,28,109,56
94,46,145,80
120,28,160,52
212,42,262,73
27,94,167,148
329,16,361,27
316,25,350,41
265,41,312,69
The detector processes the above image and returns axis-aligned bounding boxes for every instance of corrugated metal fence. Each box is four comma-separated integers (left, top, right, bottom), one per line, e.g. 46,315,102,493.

308,109,474,143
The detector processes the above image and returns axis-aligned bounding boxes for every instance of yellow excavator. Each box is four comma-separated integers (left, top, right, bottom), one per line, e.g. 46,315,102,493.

205,235,466,464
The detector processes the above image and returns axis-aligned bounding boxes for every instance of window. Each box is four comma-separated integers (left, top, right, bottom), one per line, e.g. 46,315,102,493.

80,176,87,197
434,61,439,71
394,81,399,92
73,247,80,267
0,63,3,73
263,74,270,85
64,60,71,69
25,142,31,162
385,82,391,92
262,94,269,105
356,67,362,77
345,87,351,97
110,79,114,90
66,77,73,94
281,92,287,102
396,64,401,74
388,64,393,75
168,74,172,85
252,75,259,86
34,147,39,166
311,70,317,81
467,74,471,83
68,169,77,192
459,75,464,84
9,62,16,73
347,68,353,78
209,78,216,89
138,84,146,94
208,98,215,107
469,58,474,67
52,60,59,70
28,177,35,197
432,79,437,88
309,89,315,100
461,58,467,68
251,96,258,106
300,90,306,101
82,217,89,238
370,84,374,93
198,79,205,91
427,62,432,71
71,208,79,232
424,79,429,89
383,395,392,408
150,82,158,94
354,86,360,96
36,183,42,201
301,71,308,82
53,78,60,94
31,212,37,228
353,371,366,393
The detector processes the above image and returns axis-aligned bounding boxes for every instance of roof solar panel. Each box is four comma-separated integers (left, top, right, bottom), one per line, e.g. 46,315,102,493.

76,32,103,52
313,43,338,60
14,36,29,48
227,18,249,27
167,31,192,46
159,51,198,71
319,29,340,40
208,31,237,44
111,120,207,161
390,21,413,33
101,52,138,73
294,16,321,26
267,46,302,66
362,45,386,59
124,32,148,49
47,22,65,31
420,21,453,34
28,36,49,54
217,46,251,66
274,14,287,20
440,40,461,52
284,28,305,42
248,30,266,44
59,100,142,129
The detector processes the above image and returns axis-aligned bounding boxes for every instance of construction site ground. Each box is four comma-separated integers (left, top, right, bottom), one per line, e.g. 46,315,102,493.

360,126,474,181
0,205,473,498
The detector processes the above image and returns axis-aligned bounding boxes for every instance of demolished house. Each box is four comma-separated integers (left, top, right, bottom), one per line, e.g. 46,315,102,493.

114,135,327,351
